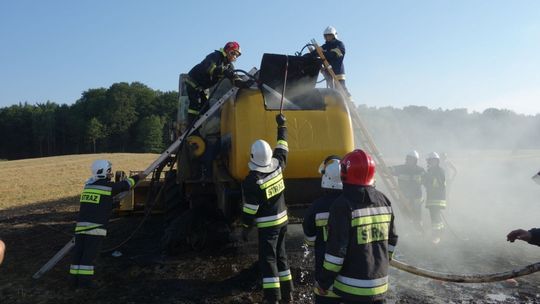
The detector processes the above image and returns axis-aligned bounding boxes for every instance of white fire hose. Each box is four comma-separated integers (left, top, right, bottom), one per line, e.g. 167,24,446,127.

391,259,540,283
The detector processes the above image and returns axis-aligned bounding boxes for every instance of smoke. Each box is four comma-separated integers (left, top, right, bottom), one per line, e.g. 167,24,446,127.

359,105,540,274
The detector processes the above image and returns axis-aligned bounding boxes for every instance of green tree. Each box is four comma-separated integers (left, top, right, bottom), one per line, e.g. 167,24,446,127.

135,115,164,153
86,117,106,153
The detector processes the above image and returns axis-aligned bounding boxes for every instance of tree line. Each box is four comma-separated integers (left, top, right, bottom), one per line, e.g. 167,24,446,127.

0,82,178,160
1,82,539,161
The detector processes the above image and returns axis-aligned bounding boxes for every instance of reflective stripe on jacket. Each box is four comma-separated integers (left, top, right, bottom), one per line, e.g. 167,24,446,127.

302,190,341,296
242,126,288,229
318,185,398,302
423,166,446,208
76,176,139,229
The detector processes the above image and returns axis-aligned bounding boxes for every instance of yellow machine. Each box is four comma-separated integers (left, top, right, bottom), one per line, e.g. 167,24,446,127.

118,53,354,250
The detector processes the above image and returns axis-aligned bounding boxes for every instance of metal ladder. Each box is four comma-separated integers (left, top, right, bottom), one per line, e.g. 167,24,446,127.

310,39,414,218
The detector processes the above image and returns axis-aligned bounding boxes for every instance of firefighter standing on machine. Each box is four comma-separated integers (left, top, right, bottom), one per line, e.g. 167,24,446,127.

317,149,398,304
422,152,447,244
70,160,145,289
241,114,293,304
390,151,425,227
185,41,253,125
303,156,343,304
307,26,350,96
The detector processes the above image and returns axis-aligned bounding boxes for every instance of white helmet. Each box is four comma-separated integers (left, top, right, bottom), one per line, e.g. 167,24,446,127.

91,159,112,179
248,140,279,173
323,26,338,38
426,152,440,160
533,170,540,186
406,150,420,160
318,156,342,190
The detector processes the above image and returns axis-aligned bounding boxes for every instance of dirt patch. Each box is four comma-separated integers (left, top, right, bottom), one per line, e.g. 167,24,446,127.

1,198,540,304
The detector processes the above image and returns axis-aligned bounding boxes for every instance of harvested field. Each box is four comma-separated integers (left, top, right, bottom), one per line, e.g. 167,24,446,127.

1,152,539,303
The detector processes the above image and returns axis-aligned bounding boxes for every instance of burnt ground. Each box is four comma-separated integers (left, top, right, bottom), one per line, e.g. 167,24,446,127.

1,198,540,304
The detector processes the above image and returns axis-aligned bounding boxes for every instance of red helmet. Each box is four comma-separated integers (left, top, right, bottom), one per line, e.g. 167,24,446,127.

224,41,241,56
341,149,376,186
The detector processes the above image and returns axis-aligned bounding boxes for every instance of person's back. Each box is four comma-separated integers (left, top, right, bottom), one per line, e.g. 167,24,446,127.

303,156,343,303
318,150,398,304
241,114,293,303
71,160,144,289
188,49,233,90
423,164,446,207
392,163,424,200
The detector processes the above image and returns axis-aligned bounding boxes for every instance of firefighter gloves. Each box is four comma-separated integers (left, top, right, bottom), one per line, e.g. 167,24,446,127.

276,114,286,127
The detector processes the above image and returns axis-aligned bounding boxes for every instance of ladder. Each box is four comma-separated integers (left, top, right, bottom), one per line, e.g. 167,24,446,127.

310,39,414,218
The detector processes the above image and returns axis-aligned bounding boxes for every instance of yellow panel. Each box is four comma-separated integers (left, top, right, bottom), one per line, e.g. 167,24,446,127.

222,89,354,180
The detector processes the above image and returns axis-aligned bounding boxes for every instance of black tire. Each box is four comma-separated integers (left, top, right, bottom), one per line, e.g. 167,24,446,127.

162,170,187,224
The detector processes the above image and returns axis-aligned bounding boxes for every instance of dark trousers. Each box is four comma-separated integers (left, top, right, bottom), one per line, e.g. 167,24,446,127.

316,294,342,304
186,85,208,124
342,300,385,304
258,225,293,301
427,207,444,236
70,234,104,288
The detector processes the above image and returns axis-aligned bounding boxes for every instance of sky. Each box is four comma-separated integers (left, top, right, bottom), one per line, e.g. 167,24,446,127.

1,0,539,115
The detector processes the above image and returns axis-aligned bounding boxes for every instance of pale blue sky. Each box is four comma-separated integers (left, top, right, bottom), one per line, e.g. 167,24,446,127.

1,0,539,114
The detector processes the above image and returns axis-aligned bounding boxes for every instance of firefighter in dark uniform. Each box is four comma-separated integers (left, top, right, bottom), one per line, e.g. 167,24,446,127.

303,156,343,304
241,114,293,304
70,160,145,289
185,41,253,124
507,169,540,247
317,149,398,304
390,150,425,226
422,152,446,244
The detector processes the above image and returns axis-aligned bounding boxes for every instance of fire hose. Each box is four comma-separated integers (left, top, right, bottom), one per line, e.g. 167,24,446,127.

390,259,540,283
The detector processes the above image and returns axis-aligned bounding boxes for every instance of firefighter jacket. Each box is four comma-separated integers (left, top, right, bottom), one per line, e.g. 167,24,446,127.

422,166,446,208
187,49,244,91
390,164,425,200
529,228,540,246
318,184,398,302
321,39,346,78
75,175,140,236
241,126,288,229
303,190,342,299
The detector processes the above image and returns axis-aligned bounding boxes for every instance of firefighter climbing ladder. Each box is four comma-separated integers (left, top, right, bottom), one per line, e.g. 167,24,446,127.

310,39,414,219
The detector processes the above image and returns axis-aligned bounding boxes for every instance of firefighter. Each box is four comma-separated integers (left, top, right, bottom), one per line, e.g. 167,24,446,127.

390,150,425,226
70,160,146,289
439,152,457,200
309,26,349,96
185,41,254,125
241,114,293,304
422,152,446,244
317,149,398,304
506,170,540,247
302,156,343,304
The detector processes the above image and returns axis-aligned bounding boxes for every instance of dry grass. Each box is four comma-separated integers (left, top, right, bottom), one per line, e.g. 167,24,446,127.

0,153,158,210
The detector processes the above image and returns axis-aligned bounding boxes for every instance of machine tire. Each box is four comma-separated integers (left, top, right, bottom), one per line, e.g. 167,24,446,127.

162,170,187,224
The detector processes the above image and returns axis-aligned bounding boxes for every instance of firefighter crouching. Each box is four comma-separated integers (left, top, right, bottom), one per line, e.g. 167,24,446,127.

317,149,398,304
185,41,254,125
303,156,343,304
70,160,146,289
241,114,293,304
